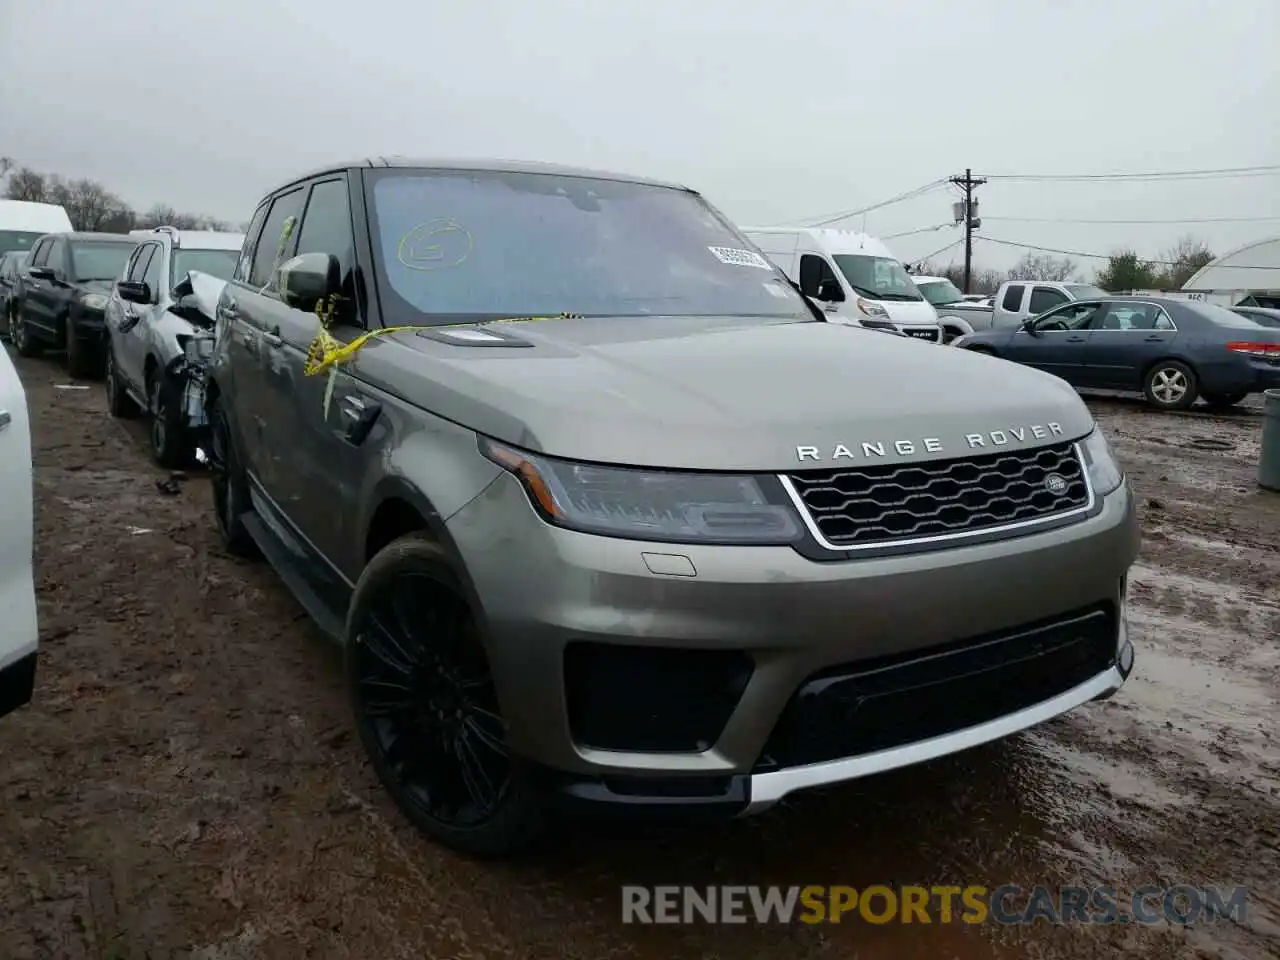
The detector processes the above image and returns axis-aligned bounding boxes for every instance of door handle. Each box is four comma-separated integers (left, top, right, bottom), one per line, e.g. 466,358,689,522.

339,395,382,445
261,327,282,348
0,410,10,431
1066,335,1086,342
1143,335,1164,342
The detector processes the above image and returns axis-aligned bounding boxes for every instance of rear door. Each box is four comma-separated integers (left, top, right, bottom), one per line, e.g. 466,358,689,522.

226,187,306,497
0,348,38,718
21,237,59,335
1077,301,1178,388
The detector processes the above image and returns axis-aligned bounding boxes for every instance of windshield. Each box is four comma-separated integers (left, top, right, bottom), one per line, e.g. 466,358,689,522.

915,278,965,305
1066,284,1108,300
366,169,807,324
831,255,923,301
0,230,45,255
172,248,239,285
69,241,135,281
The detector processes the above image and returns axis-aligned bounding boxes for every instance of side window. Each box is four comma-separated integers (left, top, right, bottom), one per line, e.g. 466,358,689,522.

46,239,66,273
130,244,157,283
1001,284,1025,312
28,240,49,267
798,254,843,300
294,178,355,295
249,188,306,291
234,203,270,283
1152,309,1176,332
143,243,165,293
1028,286,1068,315
1035,302,1099,331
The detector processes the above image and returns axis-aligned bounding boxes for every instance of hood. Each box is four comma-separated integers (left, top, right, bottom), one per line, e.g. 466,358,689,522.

357,316,1095,472
186,270,229,321
878,298,939,326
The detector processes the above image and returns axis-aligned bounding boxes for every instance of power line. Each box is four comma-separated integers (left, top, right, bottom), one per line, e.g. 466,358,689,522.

985,214,1280,225
912,238,965,265
977,164,1280,183
979,236,1185,265
883,223,956,240
783,179,949,228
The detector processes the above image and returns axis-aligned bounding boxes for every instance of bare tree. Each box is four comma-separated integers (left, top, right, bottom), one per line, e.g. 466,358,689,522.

1007,252,1077,282
47,177,132,232
4,167,49,202
915,262,1003,295
1156,235,1214,289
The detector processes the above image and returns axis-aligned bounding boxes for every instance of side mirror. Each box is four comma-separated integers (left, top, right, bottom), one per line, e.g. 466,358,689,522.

117,280,152,305
278,252,340,313
28,266,54,281
816,277,843,302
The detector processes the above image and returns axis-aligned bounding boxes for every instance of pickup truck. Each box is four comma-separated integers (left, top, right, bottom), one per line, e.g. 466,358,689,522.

913,277,1108,344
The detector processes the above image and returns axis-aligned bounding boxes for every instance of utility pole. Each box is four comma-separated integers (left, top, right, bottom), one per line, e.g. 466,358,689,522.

949,168,986,293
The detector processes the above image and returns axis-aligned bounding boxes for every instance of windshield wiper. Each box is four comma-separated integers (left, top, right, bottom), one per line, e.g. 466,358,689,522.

876,293,924,302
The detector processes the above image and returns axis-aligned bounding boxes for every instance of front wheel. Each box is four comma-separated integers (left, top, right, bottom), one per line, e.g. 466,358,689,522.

104,344,139,418
65,318,99,379
206,394,258,557
346,534,545,859
1143,360,1198,411
1202,391,1248,410
148,372,190,468
12,312,41,357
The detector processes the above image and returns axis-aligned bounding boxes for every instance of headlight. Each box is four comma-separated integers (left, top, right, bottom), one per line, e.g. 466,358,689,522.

856,297,890,319
481,439,803,544
1079,427,1123,496
79,293,108,311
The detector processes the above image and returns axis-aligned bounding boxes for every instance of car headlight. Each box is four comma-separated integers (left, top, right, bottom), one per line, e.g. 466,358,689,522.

1079,427,1123,496
481,439,803,544
79,293,108,311
856,297,890,320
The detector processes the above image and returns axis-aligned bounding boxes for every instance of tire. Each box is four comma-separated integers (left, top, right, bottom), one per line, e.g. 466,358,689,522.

1143,360,1198,411
206,393,258,557
12,311,41,357
346,534,545,859
1202,391,1248,410
148,371,190,468
65,317,99,379
104,343,139,418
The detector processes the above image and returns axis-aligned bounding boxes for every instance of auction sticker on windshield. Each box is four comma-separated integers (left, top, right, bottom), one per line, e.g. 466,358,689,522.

708,246,773,270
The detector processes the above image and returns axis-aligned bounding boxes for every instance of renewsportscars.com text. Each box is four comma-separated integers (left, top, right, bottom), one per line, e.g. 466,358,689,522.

621,884,1248,926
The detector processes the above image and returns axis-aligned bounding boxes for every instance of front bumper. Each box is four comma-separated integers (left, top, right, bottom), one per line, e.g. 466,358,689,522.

447,474,1139,812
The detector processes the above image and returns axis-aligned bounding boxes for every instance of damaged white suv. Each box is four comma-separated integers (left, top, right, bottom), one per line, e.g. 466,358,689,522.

0,344,37,719
103,226,243,466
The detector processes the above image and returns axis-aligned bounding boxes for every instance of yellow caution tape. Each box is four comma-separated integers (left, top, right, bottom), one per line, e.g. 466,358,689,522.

302,296,581,378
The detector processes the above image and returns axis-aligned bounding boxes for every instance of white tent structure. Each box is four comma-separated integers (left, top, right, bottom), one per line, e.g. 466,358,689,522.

1180,235,1280,308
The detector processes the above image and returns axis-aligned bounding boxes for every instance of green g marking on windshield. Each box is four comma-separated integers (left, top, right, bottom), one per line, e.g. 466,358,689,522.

397,219,474,271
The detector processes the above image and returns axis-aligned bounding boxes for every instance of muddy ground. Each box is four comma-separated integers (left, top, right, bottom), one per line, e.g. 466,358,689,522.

1,344,1277,960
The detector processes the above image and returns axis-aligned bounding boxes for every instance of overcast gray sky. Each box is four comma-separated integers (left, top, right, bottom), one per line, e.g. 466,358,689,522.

2,0,1277,276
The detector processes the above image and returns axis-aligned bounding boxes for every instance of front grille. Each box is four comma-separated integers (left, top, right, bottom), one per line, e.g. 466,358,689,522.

786,440,1088,549
754,604,1117,771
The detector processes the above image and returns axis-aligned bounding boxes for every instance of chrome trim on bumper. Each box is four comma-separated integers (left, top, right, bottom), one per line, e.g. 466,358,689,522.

743,660,1129,814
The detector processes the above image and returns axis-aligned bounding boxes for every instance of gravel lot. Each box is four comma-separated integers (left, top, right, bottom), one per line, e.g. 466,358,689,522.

1,345,1277,960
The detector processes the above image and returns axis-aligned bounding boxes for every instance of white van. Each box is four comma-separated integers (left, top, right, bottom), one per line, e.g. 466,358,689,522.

740,227,943,342
0,200,75,255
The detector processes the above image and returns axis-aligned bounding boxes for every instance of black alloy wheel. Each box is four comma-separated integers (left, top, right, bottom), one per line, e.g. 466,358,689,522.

347,539,543,858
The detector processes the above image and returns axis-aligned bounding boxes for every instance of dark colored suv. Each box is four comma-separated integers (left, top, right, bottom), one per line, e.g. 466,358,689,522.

12,232,137,377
